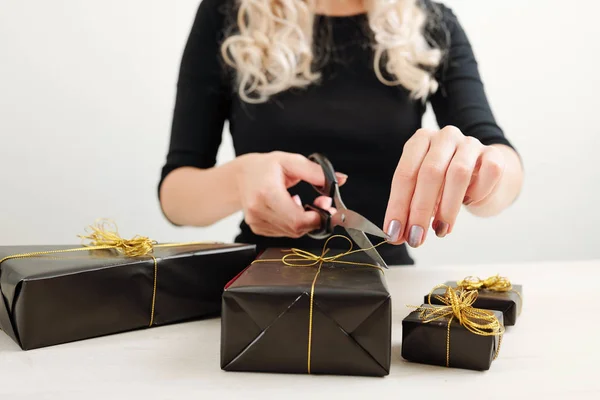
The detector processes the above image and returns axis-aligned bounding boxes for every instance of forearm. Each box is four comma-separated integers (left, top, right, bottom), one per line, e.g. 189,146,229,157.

466,144,524,217
159,155,248,226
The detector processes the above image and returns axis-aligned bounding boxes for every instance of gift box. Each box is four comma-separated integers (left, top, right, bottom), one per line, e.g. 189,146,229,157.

0,223,256,350
220,246,392,376
403,286,505,371
425,276,522,326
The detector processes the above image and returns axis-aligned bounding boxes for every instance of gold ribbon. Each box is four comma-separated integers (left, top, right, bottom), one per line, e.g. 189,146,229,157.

413,285,505,367
252,235,386,374
456,275,512,292
0,219,216,326
456,274,522,315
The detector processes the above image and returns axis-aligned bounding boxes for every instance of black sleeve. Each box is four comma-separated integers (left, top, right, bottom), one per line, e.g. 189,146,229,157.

158,0,232,194
429,4,514,149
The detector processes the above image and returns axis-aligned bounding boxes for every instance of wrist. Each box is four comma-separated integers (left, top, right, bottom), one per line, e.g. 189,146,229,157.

230,153,257,205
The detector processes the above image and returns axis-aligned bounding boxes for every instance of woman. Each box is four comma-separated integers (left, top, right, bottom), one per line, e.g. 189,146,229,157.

158,0,523,265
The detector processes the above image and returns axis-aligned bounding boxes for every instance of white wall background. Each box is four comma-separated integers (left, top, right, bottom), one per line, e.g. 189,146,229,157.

0,0,598,266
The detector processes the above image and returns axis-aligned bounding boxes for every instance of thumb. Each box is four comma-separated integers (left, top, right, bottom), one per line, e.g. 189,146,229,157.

280,154,348,187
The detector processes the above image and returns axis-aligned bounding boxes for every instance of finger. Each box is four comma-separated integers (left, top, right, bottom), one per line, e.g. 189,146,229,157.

465,146,506,205
278,153,348,188
265,186,322,237
432,180,444,219
384,129,434,244
313,196,332,210
260,203,321,239
295,194,336,218
247,192,302,235
336,173,348,187
292,194,302,207
294,194,336,230
245,215,284,237
406,126,462,247
433,137,482,237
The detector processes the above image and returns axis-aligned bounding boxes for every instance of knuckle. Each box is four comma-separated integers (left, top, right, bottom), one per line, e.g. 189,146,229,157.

462,136,481,147
256,187,271,200
292,153,307,163
405,130,430,150
394,165,418,184
448,162,472,180
289,216,306,234
440,125,463,139
246,197,263,215
484,157,505,177
288,230,304,239
420,162,446,181
268,151,287,164
246,220,262,234
414,128,432,138
411,202,434,215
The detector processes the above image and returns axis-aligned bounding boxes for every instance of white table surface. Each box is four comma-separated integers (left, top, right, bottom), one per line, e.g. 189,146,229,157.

1,259,599,399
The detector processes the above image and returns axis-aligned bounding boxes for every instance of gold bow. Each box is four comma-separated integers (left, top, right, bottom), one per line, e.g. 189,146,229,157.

0,219,215,326
456,274,522,316
78,219,157,257
252,234,386,374
456,275,512,292
416,285,505,367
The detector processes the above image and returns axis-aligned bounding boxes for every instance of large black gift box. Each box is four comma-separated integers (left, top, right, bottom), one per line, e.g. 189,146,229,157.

402,305,504,371
220,248,392,376
425,281,522,326
0,243,256,350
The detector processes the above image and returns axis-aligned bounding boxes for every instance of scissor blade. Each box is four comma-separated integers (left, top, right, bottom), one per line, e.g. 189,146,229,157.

332,209,390,240
346,228,389,269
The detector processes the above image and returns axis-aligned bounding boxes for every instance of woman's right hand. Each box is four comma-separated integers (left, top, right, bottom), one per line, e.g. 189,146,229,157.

236,151,347,238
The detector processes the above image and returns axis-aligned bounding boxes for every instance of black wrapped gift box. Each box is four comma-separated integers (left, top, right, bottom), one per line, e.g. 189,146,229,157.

425,281,522,326
220,248,392,376
402,305,504,371
0,243,256,350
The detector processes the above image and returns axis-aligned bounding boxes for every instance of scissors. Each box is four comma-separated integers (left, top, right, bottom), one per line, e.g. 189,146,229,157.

303,153,390,268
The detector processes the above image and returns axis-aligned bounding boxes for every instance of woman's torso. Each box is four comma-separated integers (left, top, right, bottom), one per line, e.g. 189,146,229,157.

228,15,427,265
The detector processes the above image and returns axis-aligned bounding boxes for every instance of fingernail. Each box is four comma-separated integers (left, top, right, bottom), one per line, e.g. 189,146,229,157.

293,195,302,207
408,225,424,248
386,220,401,242
434,221,449,238
463,196,473,206
336,172,348,180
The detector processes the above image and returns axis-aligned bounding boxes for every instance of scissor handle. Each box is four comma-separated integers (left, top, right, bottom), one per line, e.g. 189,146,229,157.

304,204,333,240
308,153,338,198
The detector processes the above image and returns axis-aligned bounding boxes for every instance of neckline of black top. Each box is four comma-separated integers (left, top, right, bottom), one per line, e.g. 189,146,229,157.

315,12,368,20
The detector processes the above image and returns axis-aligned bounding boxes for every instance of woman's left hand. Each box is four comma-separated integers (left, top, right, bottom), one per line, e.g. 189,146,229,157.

384,126,506,248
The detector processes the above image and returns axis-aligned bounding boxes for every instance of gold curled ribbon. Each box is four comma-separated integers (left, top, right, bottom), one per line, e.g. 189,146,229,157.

252,234,386,374
456,274,522,316
412,284,505,367
0,218,216,326
456,275,512,292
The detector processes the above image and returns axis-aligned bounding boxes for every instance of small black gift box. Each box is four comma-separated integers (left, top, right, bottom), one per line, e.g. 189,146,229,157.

220,247,392,376
0,222,256,350
403,286,505,371
425,276,522,326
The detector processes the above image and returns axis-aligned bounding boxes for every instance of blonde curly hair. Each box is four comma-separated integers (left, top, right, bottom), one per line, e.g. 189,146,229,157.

221,0,442,103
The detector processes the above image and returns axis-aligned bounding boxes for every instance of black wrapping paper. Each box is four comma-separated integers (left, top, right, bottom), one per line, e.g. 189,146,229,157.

425,281,522,326
402,306,504,371
220,248,392,376
0,243,256,350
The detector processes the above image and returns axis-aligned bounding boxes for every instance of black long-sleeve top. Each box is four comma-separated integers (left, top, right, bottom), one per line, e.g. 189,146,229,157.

159,0,515,265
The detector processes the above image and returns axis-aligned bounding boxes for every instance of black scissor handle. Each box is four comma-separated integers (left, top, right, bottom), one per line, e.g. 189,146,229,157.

304,204,333,240
308,153,338,199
